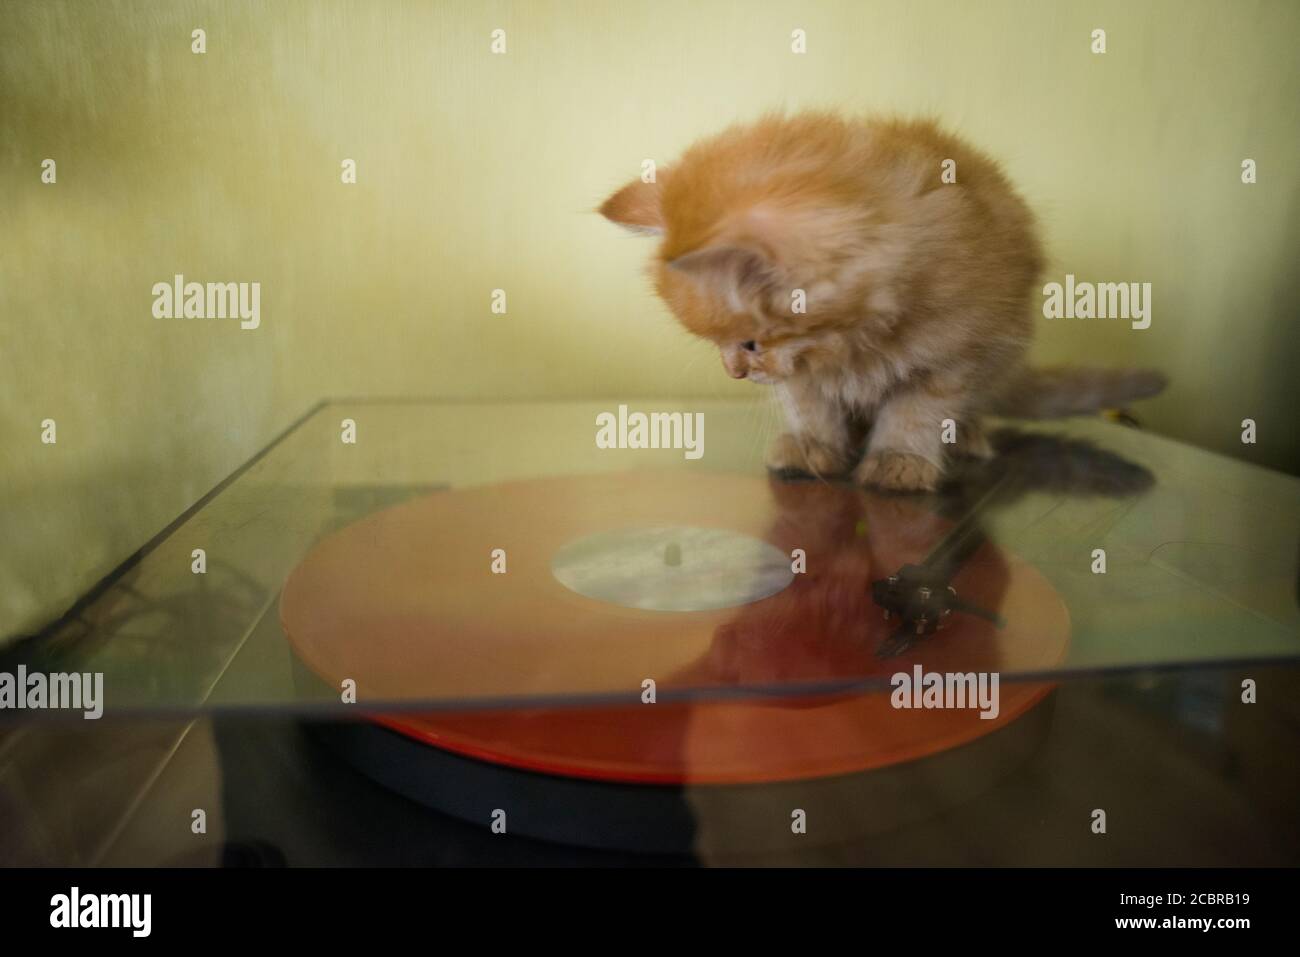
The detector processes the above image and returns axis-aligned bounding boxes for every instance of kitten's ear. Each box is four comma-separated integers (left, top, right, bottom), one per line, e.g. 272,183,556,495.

666,243,777,308
598,177,665,235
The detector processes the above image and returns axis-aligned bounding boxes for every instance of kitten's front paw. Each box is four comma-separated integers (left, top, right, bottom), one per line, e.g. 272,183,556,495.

766,433,851,478
854,451,941,492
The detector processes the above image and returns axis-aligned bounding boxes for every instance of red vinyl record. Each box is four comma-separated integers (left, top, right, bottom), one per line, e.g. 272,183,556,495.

280,471,1070,785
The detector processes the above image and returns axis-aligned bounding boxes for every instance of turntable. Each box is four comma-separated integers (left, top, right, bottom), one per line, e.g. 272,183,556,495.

2,399,1298,864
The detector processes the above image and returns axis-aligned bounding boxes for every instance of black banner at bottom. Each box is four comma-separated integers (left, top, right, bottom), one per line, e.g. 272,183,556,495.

0,866,1279,941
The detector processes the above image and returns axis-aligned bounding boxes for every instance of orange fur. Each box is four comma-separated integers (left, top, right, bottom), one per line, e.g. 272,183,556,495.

600,112,1164,491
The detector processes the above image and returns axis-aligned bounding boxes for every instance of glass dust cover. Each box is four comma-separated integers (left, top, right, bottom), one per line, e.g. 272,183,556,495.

2,398,1298,719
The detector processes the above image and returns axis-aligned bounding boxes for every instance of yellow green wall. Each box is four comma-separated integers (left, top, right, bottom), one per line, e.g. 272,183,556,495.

2,0,1297,642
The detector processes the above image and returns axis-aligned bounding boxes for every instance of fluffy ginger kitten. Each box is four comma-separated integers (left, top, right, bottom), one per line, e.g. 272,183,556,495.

599,112,1165,491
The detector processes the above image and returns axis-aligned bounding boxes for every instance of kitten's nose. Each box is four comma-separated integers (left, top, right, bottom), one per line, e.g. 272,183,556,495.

722,350,748,379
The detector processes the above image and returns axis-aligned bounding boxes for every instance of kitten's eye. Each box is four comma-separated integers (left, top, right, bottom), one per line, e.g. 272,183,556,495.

741,340,758,352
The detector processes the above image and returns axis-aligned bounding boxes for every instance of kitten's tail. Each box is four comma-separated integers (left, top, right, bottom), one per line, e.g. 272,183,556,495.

992,366,1168,419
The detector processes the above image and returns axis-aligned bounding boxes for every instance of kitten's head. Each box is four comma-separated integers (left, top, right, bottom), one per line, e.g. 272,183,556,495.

599,114,871,384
